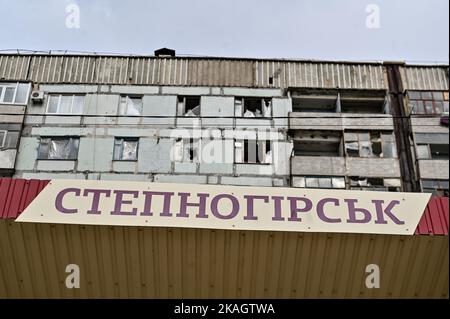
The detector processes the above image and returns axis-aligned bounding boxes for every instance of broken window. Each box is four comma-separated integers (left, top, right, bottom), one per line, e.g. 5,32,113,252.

0,130,19,149
0,131,6,148
235,139,271,164
349,177,400,192
430,144,449,159
119,95,142,116
46,94,84,114
290,89,387,114
173,138,198,162
416,143,449,160
235,97,271,117
178,96,200,117
291,93,338,113
294,176,345,189
38,137,79,160
292,130,342,156
0,82,30,104
113,138,139,161
344,131,396,158
340,92,387,114
408,90,449,115
421,179,449,196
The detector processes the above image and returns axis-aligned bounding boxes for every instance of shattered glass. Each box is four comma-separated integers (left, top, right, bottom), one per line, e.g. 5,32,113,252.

345,142,359,157
119,96,142,115
48,138,78,159
121,140,138,160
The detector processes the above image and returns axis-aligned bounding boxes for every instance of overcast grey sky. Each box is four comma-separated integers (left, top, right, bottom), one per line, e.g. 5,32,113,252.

1,0,448,63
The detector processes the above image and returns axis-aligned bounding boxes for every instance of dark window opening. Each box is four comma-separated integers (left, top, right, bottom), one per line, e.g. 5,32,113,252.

293,131,342,156
178,96,200,116
430,144,449,159
292,95,337,113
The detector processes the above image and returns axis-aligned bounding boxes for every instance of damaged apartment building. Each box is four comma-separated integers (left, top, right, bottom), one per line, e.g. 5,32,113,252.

0,50,448,195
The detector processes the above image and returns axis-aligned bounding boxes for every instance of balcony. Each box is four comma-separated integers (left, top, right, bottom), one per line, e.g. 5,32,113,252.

345,157,401,178
289,112,394,131
291,156,401,178
418,159,449,180
291,156,345,176
0,149,17,172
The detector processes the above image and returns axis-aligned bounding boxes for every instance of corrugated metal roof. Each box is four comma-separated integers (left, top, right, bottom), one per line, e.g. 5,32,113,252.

0,54,388,89
0,178,49,219
400,66,449,91
0,178,448,236
415,197,449,235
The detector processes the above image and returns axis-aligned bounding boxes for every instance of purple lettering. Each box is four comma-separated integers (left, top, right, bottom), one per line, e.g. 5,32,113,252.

177,192,210,218
110,190,139,216
140,191,174,217
210,194,239,219
55,188,81,214
317,198,341,223
345,199,371,223
286,197,312,221
372,200,404,225
271,196,285,221
243,195,269,220
83,189,111,214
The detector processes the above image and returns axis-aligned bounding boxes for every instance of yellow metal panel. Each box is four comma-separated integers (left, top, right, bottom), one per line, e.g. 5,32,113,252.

0,221,448,298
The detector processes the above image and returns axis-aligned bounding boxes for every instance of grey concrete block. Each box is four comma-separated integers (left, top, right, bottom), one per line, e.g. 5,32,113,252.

85,94,119,116
222,88,282,97
110,85,159,95
143,95,177,116
0,149,16,169
220,176,273,187
23,115,44,125
37,160,76,171
44,116,82,125
15,137,39,170
40,84,98,93
77,137,114,171
418,160,449,180
207,176,219,184
174,162,197,173
99,173,151,181
19,172,86,180
345,158,401,178
291,156,346,176
199,163,233,174
162,86,210,96
138,138,173,173
112,161,138,173
200,96,235,117
236,164,274,175
154,174,207,184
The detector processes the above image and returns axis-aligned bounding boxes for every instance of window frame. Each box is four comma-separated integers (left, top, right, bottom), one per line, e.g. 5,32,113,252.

348,177,400,192
113,137,139,161
37,137,80,160
118,95,143,116
177,95,201,117
0,82,31,105
234,138,272,164
344,131,396,158
416,143,449,160
173,138,198,163
235,97,272,118
0,130,6,148
46,94,85,115
294,176,346,189
408,90,449,115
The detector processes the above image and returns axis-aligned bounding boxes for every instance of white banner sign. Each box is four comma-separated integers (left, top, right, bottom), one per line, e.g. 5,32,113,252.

16,179,431,235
